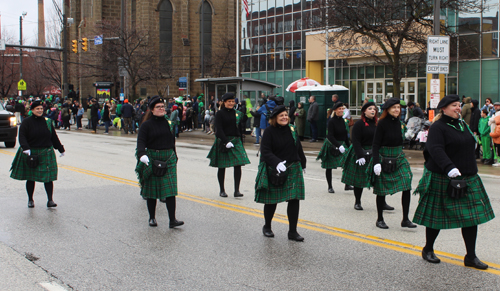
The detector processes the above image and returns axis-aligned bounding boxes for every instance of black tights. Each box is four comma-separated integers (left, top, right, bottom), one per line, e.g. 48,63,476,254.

26,181,54,201
326,169,332,188
354,187,363,204
376,190,411,221
218,166,242,193
263,200,300,233
147,197,177,221
424,226,478,258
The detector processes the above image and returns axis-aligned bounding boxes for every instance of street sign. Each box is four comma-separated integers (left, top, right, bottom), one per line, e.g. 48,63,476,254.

120,93,124,101
430,79,440,94
0,39,5,51
426,64,449,74
430,93,440,108
94,35,103,45
178,77,187,90
18,79,27,91
427,36,450,64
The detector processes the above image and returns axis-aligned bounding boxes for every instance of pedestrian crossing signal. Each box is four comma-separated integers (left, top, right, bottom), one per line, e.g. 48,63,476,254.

82,38,88,52
72,40,78,53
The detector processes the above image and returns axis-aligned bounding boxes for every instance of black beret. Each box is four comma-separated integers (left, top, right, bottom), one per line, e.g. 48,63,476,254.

149,96,165,109
332,102,344,110
361,102,376,113
270,105,287,119
31,100,43,109
382,97,401,110
437,94,460,109
221,93,235,101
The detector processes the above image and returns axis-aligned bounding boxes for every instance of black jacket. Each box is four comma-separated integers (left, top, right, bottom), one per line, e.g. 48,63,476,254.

327,115,350,147
288,100,296,124
19,115,64,153
260,124,306,169
372,115,404,165
136,115,175,158
351,117,376,159
215,107,240,144
469,100,481,133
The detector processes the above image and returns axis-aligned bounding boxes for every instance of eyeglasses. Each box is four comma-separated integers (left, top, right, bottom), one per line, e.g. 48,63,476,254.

154,106,165,109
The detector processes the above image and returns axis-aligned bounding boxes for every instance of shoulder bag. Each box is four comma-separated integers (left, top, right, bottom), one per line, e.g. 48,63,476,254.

152,160,168,177
448,179,467,199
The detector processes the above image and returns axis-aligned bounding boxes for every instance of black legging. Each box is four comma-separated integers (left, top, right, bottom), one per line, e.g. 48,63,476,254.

147,197,177,221
376,190,411,221
326,169,333,189
264,199,300,233
354,187,363,204
424,225,478,258
26,181,54,201
217,166,242,193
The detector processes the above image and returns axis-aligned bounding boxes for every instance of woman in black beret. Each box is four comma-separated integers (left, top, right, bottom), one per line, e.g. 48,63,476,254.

10,101,65,208
135,96,184,228
372,97,415,229
316,102,353,193
255,105,307,241
412,95,494,269
207,93,250,198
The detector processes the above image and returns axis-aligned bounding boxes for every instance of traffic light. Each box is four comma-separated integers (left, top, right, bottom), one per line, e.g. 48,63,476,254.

82,37,88,52
72,40,78,53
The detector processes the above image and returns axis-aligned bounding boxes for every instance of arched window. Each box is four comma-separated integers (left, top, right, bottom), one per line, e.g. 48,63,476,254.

200,1,212,76
159,0,173,69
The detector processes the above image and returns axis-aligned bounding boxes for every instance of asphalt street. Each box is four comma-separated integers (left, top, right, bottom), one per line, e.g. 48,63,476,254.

0,129,499,290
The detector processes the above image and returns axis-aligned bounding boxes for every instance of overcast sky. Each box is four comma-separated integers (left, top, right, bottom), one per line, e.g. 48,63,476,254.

1,0,60,46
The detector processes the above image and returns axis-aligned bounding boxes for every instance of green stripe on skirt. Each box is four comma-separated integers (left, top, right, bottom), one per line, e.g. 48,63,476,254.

207,136,250,168
372,146,412,196
135,149,178,199
341,145,373,189
255,162,305,204
412,167,495,229
10,147,58,182
316,140,346,169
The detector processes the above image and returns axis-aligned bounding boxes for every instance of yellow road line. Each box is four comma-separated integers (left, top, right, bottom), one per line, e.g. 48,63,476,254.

1,148,499,275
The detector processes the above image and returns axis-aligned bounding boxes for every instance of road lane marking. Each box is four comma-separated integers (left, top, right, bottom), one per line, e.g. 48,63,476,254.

1,149,499,275
39,282,69,291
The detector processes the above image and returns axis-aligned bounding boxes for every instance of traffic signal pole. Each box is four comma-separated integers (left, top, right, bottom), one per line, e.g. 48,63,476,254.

62,1,69,98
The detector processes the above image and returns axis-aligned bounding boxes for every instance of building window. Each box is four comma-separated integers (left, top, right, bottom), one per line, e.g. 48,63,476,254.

159,0,173,70
200,1,213,76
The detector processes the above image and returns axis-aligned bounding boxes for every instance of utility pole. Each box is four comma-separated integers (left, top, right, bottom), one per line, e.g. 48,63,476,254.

19,12,27,96
62,1,69,97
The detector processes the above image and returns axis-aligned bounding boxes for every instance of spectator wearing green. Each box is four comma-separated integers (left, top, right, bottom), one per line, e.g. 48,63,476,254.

479,109,493,165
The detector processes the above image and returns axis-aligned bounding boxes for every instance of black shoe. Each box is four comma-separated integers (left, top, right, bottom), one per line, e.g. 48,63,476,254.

344,185,354,191
159,199,167,203
288,232,304,241
28,201,34,208
383,204,395,211
401,220,417,228
376,220,389,229
219,191,228,198
422,249,441,264
464,256,488,270
169,220,184,228
234,191,244,197
262,226,274,237
354,203,363,210
149,219,157,227
47,201,57,208
328,188,335,193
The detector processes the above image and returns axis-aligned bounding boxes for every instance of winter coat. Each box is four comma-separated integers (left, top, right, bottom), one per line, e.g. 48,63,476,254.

295,107,306,137
288,100,296,124
490,115,500,144
478,117,491,138
307,101,319,121
257,100,276,130
469,100,481,133
461,97,472,125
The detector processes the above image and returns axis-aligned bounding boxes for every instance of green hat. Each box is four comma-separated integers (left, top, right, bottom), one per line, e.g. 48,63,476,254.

400,100,407,106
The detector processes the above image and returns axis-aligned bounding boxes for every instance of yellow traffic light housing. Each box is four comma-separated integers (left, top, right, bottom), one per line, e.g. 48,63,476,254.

82,37,88,52
72,40,78,53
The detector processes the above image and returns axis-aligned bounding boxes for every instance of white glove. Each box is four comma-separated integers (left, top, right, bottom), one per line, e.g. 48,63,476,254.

339,145,346,154
276,160,287,173
448,168,461,178
303,169,306,174
226,142,234,149
356,158,366,166
374,164,382,176
60,152,65,157
23,150,31,156
140,155,150,166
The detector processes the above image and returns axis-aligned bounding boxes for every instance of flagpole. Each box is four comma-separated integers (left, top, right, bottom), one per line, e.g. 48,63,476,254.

236,0,240,78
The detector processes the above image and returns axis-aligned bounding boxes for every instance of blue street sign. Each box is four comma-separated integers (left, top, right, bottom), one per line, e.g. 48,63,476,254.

178,77,187,89
94,35,103,45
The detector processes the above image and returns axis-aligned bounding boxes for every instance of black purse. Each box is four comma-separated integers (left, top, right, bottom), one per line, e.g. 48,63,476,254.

26,155,39,168
152,160,168,177
381,157,397,173
448,179,468,199
330,146,340,157
267,166,289,186
364,149,373,160
219,139,231,153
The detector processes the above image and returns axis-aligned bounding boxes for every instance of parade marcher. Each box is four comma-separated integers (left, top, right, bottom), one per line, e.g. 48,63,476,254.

294,102,306,141
10,100,65,208
135,96,183,228
255,105,307,241
207,93,250,198
316,102,354,193
413,95,495,269
372,97,416,229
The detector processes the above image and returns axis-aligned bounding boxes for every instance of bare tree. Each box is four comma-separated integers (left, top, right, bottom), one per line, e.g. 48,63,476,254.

0,33,17,97
318,0,483,98
210,37,237,78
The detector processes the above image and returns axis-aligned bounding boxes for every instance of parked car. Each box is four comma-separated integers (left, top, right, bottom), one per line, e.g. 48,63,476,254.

0,102,18,148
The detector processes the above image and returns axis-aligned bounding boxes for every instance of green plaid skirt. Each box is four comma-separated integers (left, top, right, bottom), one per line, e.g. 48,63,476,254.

372,146,412,196
10,147,58,182
255,162,305,204
316,140,346,169
412,168,495,229
135,149,178,199
341,145,373,189
207,136,250,168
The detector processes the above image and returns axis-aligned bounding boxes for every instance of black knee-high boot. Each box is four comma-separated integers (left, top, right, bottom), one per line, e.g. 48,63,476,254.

326,169,333,190
234,166,243,197
462,225,478,259
147,199,157,220
264,204,277,228
424,227,440,252
26,181,35,201
218,168,226,196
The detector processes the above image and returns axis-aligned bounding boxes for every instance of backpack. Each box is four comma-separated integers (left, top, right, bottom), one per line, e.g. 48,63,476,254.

264,104,271,121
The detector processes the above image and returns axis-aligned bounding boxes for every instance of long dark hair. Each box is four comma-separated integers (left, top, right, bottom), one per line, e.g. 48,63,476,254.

143,109,153,122
361,106,378,126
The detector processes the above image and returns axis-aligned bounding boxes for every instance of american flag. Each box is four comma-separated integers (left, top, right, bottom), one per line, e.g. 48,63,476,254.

243,0,249,18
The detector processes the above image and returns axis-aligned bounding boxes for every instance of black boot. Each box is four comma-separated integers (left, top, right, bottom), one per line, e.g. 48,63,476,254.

344,185,354,191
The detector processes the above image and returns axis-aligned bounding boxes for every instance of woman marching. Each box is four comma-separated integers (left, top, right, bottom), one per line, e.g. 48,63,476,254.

255,105,307,241
413,95,494,269
207,93,250,197
316,102,354,193
10,100,65,208
135,96,184,228
372,97,416,229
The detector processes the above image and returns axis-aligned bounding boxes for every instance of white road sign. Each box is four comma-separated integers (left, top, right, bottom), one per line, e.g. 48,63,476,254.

427,36,450,64
426,64,449,74
0,39,5,51
430,79,440,94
